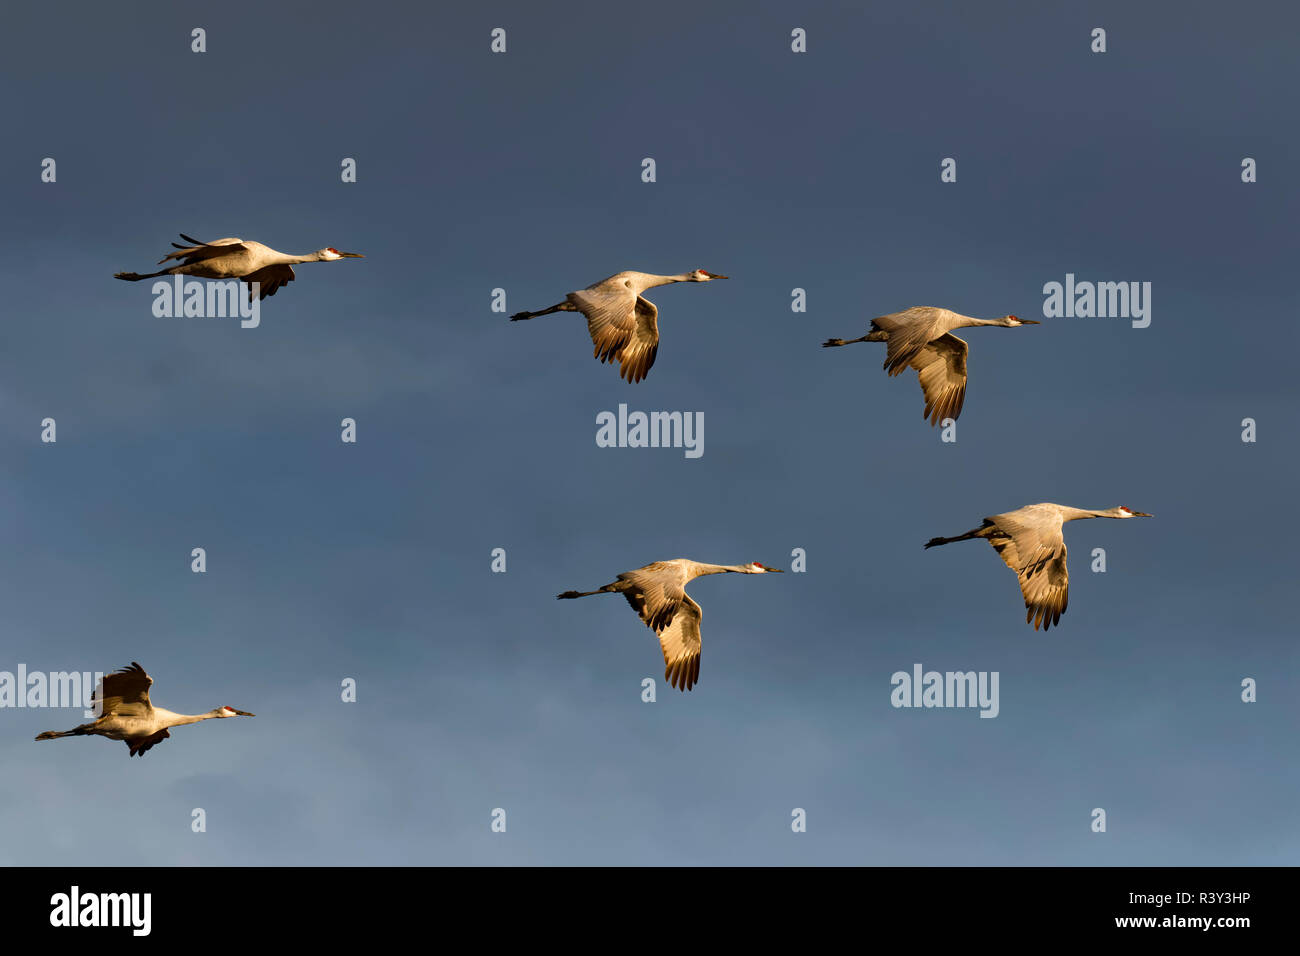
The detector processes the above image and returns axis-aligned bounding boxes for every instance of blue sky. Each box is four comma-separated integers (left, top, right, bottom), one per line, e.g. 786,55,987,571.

0,0,1296,864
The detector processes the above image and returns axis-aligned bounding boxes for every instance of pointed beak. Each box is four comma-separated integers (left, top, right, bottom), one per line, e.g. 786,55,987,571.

1132,511,1153,517
1019,319,1041,325
339,252,364,258
232,709,255,716
707,272,728,280
764,567,784,573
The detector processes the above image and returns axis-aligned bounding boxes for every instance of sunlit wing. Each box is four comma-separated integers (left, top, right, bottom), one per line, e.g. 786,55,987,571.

985,513,1070,631
616,562,687,633
657,595,702,691
94,662,153,717
569,288,660,383
159,235,248,265
874,307,947,376
909,332,968,425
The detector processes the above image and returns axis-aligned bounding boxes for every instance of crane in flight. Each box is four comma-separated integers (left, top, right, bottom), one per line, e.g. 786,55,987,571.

511,269,728,383
34,662,254,758
114,233,363,301
822,307,1039,425
924,503,1152,630
557,559,781,691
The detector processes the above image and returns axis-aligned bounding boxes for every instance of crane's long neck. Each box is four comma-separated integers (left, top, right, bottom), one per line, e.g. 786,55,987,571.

643,273,692,290
278,252,323,265
691,563,749,577
954,315,1006,328
1060,507,1112,522
154,707,222,728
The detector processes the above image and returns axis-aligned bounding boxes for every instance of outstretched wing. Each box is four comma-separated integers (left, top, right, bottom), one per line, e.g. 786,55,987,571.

1014,547,1069,631
909,332,968,425
985,512,1070,631
613,563,702,691
158,235,248,266
94,662,153,717
615,562,688,633
243,263,295,300
568,288,660,383
872,307,948,376
656,595,702,691
126,728,169,758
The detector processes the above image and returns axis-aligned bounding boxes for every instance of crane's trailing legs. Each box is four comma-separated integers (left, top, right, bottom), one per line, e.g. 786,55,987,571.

924,526,990,549
557,584,619,599
822,331,887,347
511,302,578,322
114,268,171,282
34,726,91,740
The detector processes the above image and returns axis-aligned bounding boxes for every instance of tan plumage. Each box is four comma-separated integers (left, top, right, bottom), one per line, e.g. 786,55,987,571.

569,286,661,383
822,306,1038,425
925,503,1152,631
34,662,254,758
908,333,969,426
510,269,727,383
114,233,363,301
557,558,781,691
92,661,154,718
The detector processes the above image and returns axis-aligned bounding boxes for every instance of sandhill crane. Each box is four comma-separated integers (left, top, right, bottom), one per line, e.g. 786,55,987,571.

557,559,781,691
114,233,363,301
823,307,1039,425
510,269,728,383
34,662,254,758
925,504,1152,630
